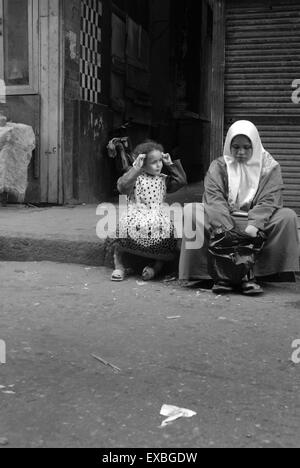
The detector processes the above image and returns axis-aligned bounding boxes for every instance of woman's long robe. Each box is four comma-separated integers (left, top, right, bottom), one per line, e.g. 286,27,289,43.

179,157,300,280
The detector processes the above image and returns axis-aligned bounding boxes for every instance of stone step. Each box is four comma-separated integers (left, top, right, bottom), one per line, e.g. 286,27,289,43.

0,199,299,268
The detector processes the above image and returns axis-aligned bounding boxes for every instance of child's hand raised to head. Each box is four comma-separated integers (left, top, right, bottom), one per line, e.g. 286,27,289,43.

133,154,146,170
162,153,173,166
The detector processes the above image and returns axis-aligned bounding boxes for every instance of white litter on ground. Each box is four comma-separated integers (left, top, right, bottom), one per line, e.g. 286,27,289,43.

160,404,197,427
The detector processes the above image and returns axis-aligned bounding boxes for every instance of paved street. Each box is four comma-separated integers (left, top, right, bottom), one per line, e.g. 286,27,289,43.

0,262,299,448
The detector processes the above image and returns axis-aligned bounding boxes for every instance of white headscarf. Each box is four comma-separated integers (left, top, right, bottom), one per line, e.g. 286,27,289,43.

223,120,278,210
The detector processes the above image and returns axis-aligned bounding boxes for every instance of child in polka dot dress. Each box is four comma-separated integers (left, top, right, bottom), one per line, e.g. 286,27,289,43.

112,141,187,282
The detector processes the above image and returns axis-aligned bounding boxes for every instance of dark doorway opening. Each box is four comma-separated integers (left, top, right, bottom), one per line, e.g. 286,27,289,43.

110,0,213,184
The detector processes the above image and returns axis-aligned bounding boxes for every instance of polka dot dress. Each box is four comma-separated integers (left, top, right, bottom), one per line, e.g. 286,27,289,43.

117,173,177,260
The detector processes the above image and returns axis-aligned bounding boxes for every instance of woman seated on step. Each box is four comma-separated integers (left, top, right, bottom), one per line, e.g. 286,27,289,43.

179,120,300,295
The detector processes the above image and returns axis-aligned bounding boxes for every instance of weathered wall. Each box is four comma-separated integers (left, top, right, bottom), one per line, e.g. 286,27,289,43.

63,0,81,203
63,0,114,204
74,102,114,203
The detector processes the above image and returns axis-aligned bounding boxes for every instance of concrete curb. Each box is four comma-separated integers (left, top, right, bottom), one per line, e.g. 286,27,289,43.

0,236,112,267
1,236,299,278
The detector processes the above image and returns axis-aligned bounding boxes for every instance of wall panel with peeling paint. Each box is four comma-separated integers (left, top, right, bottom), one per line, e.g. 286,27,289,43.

63,0,81,203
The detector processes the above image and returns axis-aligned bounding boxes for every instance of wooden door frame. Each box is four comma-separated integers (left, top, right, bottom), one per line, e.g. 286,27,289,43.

0,1,4,82
210,0,226,162
39,0,64,204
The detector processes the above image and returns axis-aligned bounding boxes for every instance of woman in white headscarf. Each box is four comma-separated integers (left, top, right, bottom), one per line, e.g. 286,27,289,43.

179,120,299,295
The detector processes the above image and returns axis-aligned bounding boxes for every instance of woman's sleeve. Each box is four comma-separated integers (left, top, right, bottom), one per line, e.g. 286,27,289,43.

248,165,284,231
117,167,141,195
203,162,235,231
165,160,188,193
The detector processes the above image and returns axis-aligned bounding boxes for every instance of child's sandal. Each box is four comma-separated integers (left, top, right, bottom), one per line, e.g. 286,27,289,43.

111,269,125,282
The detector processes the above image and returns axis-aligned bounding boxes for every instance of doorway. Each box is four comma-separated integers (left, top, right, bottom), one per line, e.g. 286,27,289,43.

110,0,213,184
0,0,63,204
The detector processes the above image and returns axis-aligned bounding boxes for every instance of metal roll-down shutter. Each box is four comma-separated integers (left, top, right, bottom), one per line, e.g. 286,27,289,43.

225,0,300,213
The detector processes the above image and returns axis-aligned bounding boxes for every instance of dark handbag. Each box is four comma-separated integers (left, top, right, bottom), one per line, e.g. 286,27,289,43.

208,228,266,286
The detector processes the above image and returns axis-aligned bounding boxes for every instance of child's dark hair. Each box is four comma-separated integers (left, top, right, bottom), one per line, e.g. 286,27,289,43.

133,140,164,160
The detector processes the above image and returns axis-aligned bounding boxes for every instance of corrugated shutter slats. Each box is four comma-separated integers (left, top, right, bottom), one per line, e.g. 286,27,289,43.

225,0,300,213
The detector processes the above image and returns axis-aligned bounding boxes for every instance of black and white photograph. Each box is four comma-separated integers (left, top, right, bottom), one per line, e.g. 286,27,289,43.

0,0,299,451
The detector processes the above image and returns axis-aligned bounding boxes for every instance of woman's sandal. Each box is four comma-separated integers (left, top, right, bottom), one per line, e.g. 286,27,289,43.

142,266,156,282
242,280,264,296
212,282,234,294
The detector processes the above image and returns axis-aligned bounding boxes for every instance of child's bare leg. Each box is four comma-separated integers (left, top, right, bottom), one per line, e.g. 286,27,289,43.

114,245,125,270
111,245,126,281
142,260,164,281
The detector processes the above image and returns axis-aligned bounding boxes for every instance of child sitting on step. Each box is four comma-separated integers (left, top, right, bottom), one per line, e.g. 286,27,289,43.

112,140,187,282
